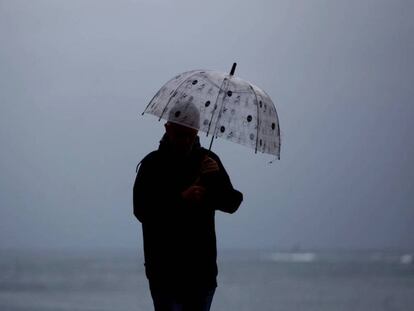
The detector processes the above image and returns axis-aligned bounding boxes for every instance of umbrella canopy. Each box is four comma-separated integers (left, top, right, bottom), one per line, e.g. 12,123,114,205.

142,64,281,159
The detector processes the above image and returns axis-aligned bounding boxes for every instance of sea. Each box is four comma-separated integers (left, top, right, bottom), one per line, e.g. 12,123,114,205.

0,249,413,311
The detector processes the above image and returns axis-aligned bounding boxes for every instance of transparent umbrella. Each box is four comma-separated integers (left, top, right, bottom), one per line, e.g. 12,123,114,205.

142,63,281,160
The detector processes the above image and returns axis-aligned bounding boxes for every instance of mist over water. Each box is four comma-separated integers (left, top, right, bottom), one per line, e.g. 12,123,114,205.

1,249,413,311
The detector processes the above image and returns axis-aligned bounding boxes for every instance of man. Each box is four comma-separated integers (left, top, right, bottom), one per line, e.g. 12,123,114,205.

133,102,243,311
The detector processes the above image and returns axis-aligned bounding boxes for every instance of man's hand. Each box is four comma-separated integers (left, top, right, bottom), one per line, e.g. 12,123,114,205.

180,156,219,204
181,185,206,202
200,156,219,175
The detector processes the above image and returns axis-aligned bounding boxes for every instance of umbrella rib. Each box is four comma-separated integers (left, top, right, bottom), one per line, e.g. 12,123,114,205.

140,71,197,116
260,89,281,159
248,84,260,154
141,89,160,116
206,76,229,138
157,71,201,121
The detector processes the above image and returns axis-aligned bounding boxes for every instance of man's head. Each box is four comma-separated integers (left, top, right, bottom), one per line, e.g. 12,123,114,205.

164,122,198,156
167,100,200,130
165,101,200,155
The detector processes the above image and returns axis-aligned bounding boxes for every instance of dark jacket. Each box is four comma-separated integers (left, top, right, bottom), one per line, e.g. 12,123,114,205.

133,134,243,294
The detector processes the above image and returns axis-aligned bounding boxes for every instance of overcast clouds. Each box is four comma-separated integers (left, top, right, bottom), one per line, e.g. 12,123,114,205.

0,0,413,251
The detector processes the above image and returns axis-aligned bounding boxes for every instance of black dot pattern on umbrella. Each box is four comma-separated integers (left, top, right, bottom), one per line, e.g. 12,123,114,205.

192,80,198,85
205,101,210,107
259,101,263,108
260,139,262,146
272,123,275,130
220,126,225,133
227,90,232,97
250,133,255,140
247,115,252,122
203,119,209,125
175,111,181,118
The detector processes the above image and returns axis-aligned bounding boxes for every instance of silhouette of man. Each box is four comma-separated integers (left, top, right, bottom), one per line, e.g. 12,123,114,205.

133,102,243,311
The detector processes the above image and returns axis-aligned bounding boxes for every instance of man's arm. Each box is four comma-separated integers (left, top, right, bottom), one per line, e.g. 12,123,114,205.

202,153,243,214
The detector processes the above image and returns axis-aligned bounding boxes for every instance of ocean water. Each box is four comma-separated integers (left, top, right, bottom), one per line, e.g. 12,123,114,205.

0,249,413,311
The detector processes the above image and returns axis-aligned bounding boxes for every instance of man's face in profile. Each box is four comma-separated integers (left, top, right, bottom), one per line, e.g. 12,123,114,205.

165,122,198,156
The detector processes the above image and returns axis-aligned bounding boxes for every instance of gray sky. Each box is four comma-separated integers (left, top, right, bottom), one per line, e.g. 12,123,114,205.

1,0,413,251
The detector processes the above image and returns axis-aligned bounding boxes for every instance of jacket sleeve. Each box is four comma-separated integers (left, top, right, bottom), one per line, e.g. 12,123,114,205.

133,155,188,223
203,154,243,214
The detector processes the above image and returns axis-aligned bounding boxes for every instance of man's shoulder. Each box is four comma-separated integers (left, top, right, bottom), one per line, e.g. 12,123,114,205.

136,150,162,172
142,150,161,160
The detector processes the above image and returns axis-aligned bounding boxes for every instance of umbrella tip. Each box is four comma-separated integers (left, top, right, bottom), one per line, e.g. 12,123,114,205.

229,62,237,76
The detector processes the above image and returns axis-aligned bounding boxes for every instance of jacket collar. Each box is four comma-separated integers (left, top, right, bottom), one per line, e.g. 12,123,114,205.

158,133,203,159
